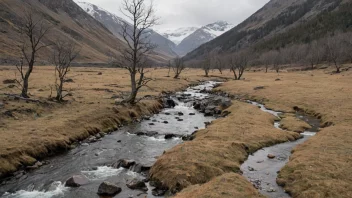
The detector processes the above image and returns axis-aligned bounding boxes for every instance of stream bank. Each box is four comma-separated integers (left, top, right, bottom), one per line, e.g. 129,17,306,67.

0,81,227,198
241,101,321,198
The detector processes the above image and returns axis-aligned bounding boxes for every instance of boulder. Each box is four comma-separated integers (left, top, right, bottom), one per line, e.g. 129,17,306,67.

163,121,169,124
26,161,43,170
177,112,184,116
126,179,148,191
97,181,121,196
267,154,276,159
220,98,232,109
152,188,166,196
112,159,136,169
164,134,177,139
65,175,89,187
189,113,196,116
204,110,213,116
164,99,176,108
129,164,151,173
193,102,201,110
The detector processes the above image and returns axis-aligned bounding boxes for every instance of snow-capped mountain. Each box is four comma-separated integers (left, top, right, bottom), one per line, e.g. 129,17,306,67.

175,21,234,56
159,27,200,45
75,1,178,58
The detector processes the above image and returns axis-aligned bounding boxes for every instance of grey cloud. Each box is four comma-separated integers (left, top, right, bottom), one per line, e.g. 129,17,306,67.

77,0,269,30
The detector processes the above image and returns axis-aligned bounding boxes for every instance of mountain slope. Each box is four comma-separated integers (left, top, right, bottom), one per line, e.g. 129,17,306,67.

0,0,128,64
175,21,233,56
159,27,200,45
76,1,177,59
184,0,349,61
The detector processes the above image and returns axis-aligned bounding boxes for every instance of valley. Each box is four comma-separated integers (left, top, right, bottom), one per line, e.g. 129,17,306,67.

0,0,352,198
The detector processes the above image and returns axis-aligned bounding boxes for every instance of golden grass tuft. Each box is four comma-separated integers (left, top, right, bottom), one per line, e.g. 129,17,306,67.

150,101,300,194
279,114,312,133
175,173,264,198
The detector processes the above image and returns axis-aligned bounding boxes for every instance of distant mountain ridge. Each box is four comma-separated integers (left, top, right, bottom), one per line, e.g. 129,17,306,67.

157,21,233,56
76,1,178,59
160,27,200,45
174,21,234,56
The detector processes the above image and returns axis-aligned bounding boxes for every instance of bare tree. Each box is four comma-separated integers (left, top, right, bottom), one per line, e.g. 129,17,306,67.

228,50,249,80
119,0,158,104
171,56,185,79
16,9,50,98
201,53,212,77
305,41,322,69
270,50,281,73
214,55,223,74
51,39,80,101
325,34,344,73
260,52,272,73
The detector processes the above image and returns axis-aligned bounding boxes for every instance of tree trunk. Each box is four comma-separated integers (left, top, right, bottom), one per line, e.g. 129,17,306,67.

265,66,268,73
204,70,209,77
126,72,138,104
56,79,64,101
21,76,29,98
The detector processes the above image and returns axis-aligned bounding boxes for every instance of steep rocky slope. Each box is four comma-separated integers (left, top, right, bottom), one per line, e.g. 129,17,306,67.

0,0,170,65
76,1,178,59
0,0,127,64
184,0,349,61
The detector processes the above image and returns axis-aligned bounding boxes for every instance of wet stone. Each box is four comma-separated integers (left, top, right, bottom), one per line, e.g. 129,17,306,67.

165,134,177,139
112,159,136,169
97,181,121,196
248,166,256,171
267,154,276,159
126,179,148,191
65,175,89,187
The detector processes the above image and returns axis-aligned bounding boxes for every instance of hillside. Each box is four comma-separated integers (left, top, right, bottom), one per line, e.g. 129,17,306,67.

76,1,178,59
0,0,170,65
183,0,351,61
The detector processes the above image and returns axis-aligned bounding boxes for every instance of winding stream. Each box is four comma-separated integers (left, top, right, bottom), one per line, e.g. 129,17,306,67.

241,101,321,198
0,81,220,198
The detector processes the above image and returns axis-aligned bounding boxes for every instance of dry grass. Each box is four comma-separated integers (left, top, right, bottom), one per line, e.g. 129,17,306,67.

216,69,352,198
280,114,312,133
150,101,300,195
175,173,264,198
0,66,212,177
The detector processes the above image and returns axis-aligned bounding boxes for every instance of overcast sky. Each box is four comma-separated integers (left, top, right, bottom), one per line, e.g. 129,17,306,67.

79,0,270,31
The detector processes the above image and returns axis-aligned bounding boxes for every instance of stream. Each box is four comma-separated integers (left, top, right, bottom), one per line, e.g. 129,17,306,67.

0,81,221,198
241,101,321,198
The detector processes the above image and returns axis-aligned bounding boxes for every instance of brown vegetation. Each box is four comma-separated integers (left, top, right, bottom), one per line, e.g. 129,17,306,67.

0,66,208,178
217,69,352,198
150,100,300,195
